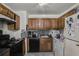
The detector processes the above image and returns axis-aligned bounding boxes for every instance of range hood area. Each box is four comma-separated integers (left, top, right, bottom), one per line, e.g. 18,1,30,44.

0,14,16,24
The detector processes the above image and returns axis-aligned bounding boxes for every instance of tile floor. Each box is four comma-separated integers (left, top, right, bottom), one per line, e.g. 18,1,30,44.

25,52,54,56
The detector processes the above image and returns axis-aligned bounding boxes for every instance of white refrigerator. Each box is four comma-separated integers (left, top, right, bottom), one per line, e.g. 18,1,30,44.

64,12,79,56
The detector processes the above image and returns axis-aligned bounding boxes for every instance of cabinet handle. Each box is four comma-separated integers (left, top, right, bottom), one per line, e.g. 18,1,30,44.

76,44,79,46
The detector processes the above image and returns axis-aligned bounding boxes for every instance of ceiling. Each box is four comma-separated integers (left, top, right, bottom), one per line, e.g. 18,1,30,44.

5,3,75,15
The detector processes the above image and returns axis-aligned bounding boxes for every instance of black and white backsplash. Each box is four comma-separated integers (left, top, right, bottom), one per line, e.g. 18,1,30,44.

49,30,64,42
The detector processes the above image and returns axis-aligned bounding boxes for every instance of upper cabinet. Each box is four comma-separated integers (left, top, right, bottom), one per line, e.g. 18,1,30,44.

50,18,65,30
28,18,65,30
8,15,20,30
0,4,15,19
0,3,20,30
38,19,44,30
42,18,51,30
57,18,65,29
15,15,20,30
60,9,76,18
50,18,58,29
28,18,39,30
28,18,51,30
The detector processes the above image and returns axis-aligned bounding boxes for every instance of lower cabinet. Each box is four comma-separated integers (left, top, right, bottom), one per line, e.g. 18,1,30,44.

40,37,52,52
10,39,25,56
28,37,52,52
64,38,79,56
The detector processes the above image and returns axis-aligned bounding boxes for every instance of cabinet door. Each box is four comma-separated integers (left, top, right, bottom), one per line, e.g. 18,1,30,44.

39,19,44,30
51,19,58,29
43,18,51,30
0,4,8,16
28,18,39,30
40,38,52,52
28,18,51,30
32,19,36,30
8,15,20,30
0,4,15,19
64,39,79,56
46,19,51,30
14,15,20,30
58,18,65,29
7,10,15,19
35,19,39,30
32,18,39,30
28,19,32,29
51,18,65,30
8,24,15,30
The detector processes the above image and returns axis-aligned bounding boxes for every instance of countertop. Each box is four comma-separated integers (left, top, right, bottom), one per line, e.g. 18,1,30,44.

40,35,52,39
8,38,25,47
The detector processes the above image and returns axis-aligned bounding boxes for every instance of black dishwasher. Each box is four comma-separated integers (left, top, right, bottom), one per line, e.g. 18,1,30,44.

29,39,39,52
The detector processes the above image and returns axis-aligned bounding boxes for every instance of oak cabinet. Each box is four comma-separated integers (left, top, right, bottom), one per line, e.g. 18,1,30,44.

8,15,20,30
58,18,65,29
14,15,20,30
50,18,65,30
28,18,51,30
41,18,51,30
0,4,8,16
28,19,32,29
61,9,76,18
8,24,15,30
38,19,44,30
28,18,39,30
7,10,15,19
0,4,15,19
40,36,52,52
50,19,58,29
28,18,64,30
0,3,20,30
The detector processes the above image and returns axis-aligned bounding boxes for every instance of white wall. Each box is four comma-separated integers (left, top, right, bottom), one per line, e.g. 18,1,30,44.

13,11,27,39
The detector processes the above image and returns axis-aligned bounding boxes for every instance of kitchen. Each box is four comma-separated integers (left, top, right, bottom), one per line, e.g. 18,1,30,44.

0,3,79,56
